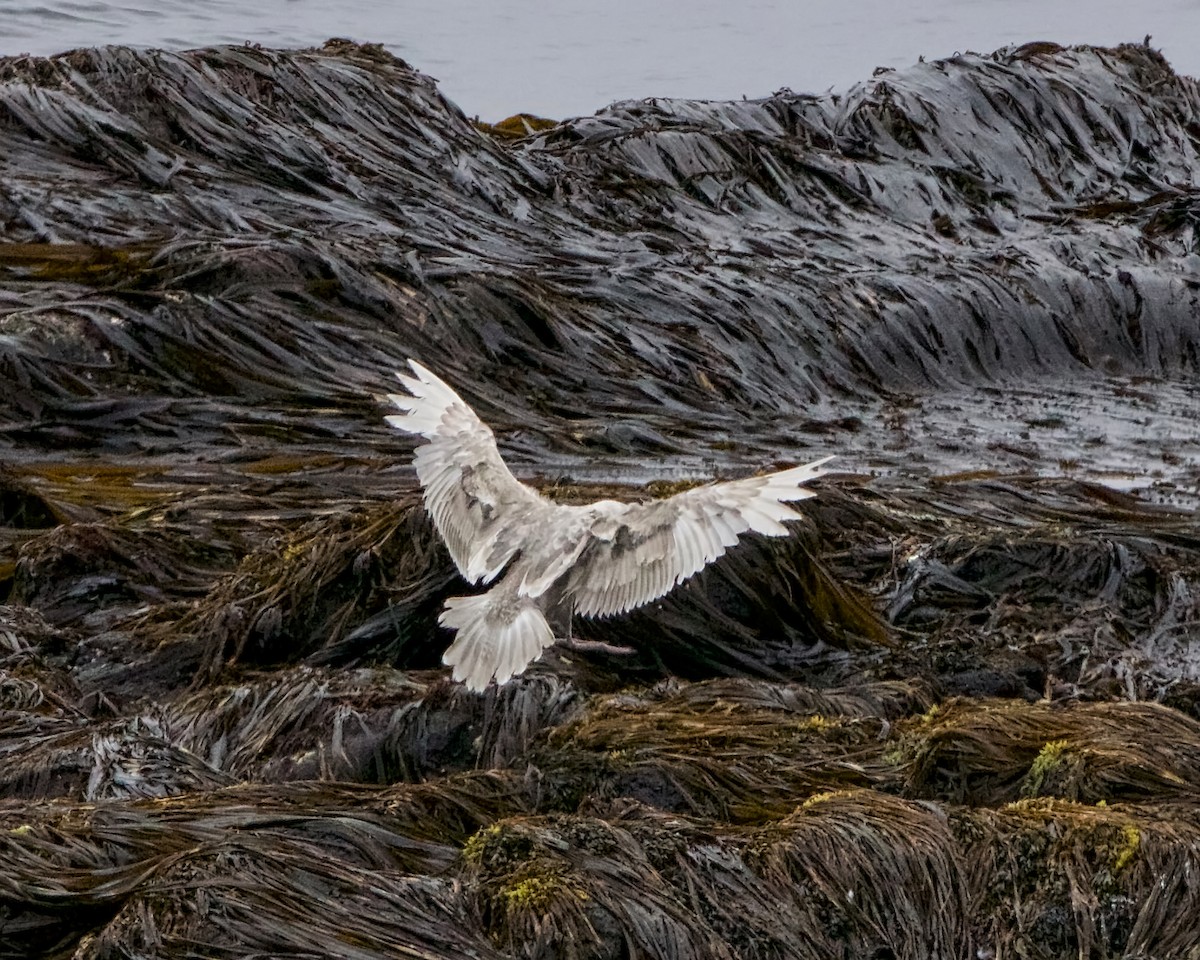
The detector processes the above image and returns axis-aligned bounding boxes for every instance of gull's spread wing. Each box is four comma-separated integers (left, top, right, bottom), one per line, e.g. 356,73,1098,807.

567,456,834,618
385,360,547,584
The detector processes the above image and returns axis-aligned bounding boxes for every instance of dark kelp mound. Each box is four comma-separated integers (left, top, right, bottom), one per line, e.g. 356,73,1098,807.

8,683,1200,958
0,39,1198,481
1,35,1199,960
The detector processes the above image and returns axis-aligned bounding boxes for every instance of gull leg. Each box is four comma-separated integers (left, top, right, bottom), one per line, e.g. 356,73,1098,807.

560,616,637,656
564,638,638,656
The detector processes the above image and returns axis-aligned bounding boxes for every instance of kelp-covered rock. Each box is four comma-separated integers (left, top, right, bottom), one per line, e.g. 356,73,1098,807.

0,40,1198,485
0,34,1199,960
5,699,1200,958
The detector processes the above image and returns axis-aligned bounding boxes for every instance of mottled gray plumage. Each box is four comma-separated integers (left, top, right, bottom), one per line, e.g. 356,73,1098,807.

386,360,833,691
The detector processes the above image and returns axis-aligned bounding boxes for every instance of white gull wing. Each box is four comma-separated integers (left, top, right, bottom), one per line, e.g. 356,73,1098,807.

566,456,834,618
385,359,550,585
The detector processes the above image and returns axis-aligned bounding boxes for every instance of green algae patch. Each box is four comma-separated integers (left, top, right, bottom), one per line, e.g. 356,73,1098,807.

460,820,538,873
798,787,859,809
462,823,503,865
1111,822,1141,874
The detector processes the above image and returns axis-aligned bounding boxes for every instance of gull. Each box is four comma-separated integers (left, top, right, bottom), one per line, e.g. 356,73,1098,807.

386,360,833,691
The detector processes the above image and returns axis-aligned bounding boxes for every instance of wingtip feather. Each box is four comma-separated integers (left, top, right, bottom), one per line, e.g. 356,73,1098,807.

761,455,836,500
407,357,432,378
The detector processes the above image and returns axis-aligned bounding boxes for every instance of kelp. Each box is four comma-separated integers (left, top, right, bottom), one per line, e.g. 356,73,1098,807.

0,778,514,959
532,684,907,821
13,521,226,626
902,698,1200,805
0,32,1199,960
960,798,1200,958
166,480,881,688
5,667,1200,955
1,459,1197,958
184,499,447,676
0,40,1197,484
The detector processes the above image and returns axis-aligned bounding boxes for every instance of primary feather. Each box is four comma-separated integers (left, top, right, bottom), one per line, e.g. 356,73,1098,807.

386,359,833,691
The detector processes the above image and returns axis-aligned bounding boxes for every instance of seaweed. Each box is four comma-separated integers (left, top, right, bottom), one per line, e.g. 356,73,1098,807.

0,34,1199,960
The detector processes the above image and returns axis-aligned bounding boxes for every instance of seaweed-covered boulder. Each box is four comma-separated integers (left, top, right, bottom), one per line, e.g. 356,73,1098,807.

0,40,1198,476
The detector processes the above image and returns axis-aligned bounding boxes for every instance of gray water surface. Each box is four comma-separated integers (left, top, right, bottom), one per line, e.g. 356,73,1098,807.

1,0,1197,119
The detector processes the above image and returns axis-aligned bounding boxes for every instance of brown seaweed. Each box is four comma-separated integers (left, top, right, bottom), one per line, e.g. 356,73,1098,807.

0,34,1199,960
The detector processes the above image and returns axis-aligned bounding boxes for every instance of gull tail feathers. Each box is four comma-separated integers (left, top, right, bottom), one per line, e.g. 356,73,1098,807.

439,592,555,691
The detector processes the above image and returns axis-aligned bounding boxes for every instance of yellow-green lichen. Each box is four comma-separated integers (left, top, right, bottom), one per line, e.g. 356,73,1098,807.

800,788,856,809
499,873,587,910
462,824,502,864
1111,823,1140,873
1022,739,1071,797
917,703,942,725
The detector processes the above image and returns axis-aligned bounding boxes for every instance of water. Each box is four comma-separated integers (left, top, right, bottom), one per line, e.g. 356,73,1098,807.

1,0,1197,120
